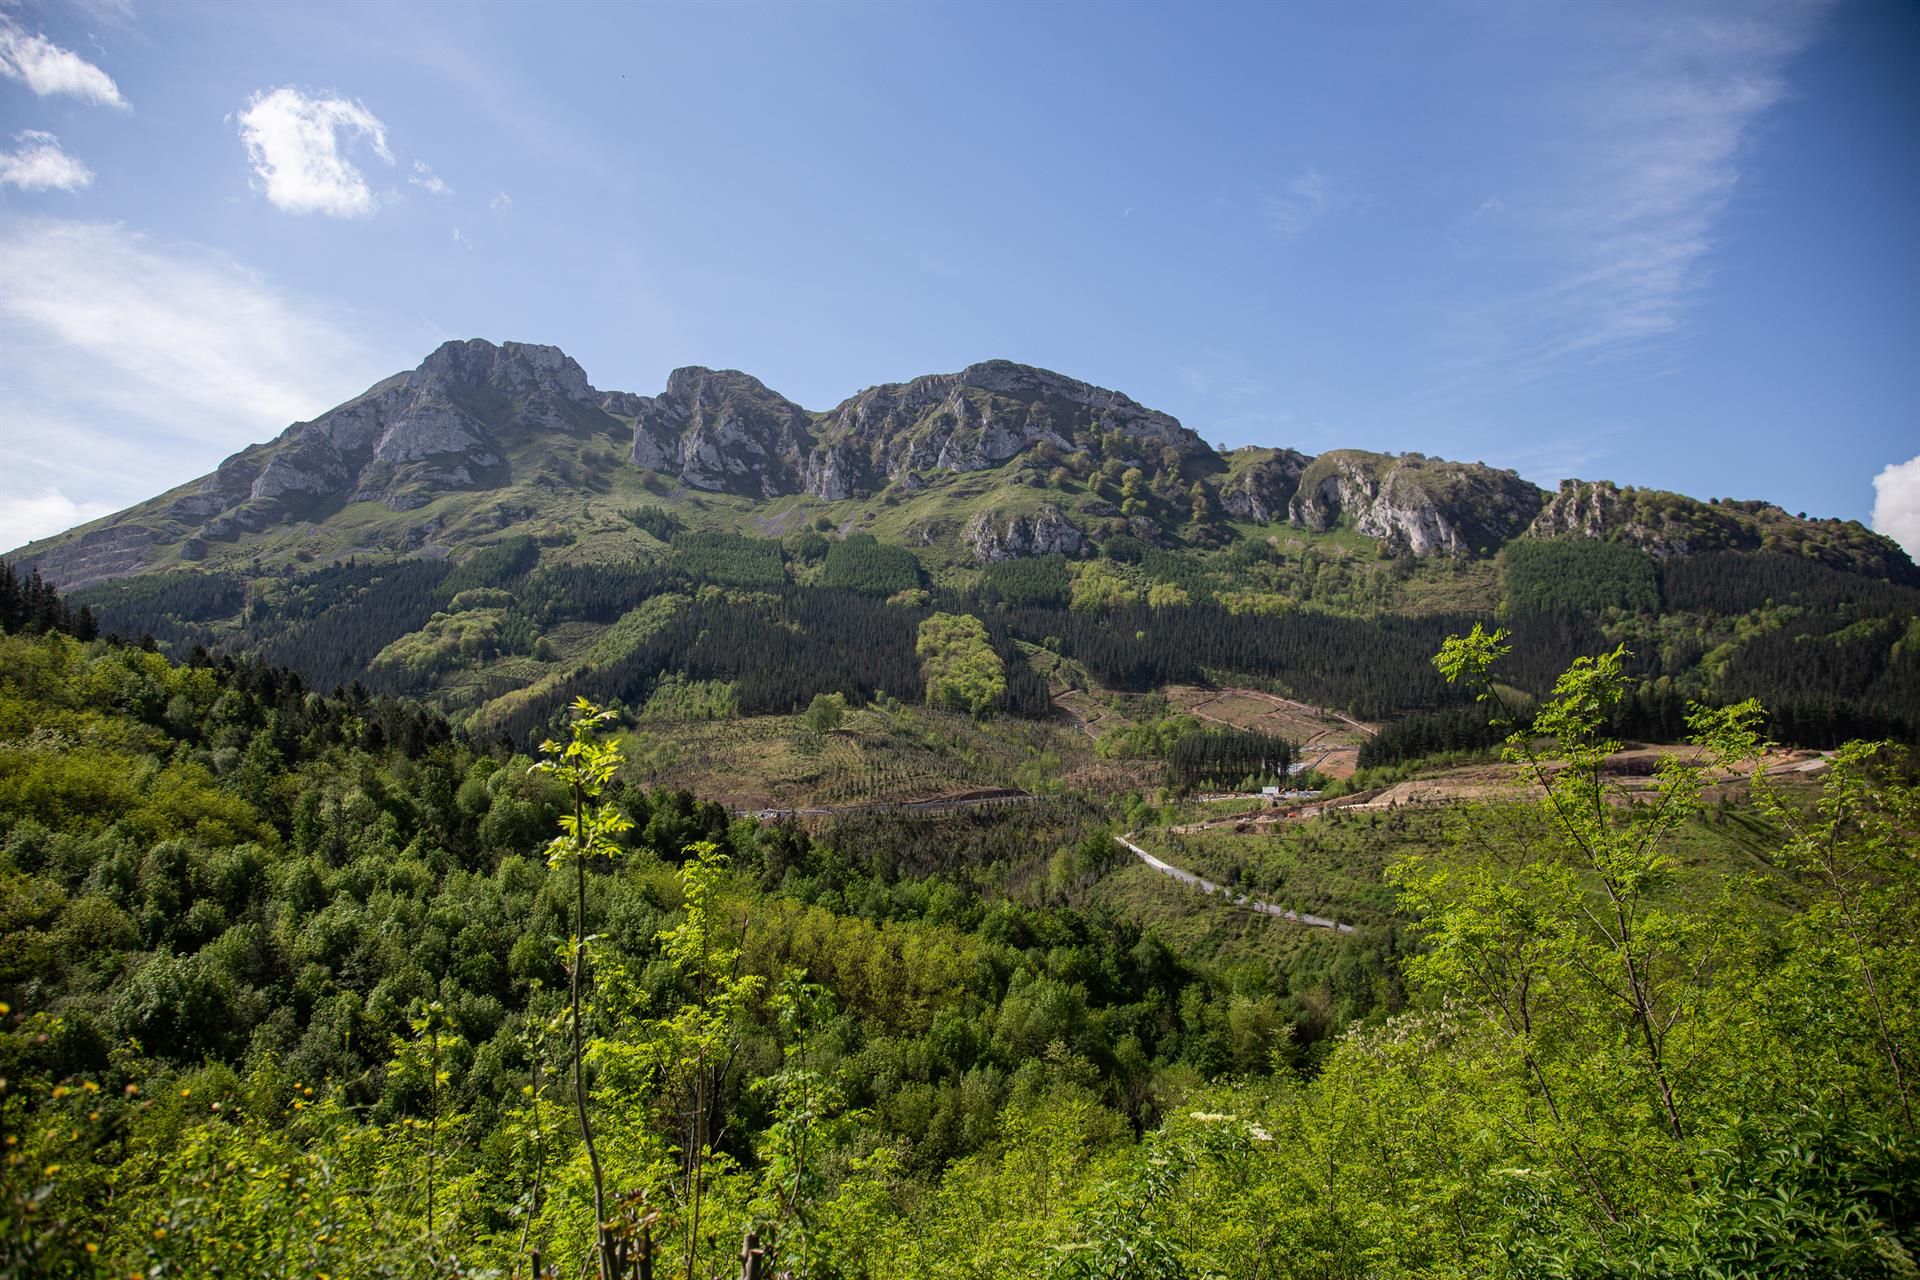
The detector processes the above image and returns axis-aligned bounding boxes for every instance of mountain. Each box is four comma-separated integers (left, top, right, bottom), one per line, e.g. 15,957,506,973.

8,338,1918,759
10,338,1910,591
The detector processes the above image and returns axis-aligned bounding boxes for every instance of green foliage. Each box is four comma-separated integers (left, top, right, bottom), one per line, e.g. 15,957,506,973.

818,534,923,596
980,554,1072,607
621,505,683,541
370,607,508,680
1096,709,1201,761
1070,564,1140,612
1505,536,1660,615
440,534,540,598
917,612,1007,717
639,674,740,723
668,531,787,587
532,699,635,1277
3,625,1918,1278
1164,728,1292,791
804,692,847,737
1214,589,1293,616
582,591,690,664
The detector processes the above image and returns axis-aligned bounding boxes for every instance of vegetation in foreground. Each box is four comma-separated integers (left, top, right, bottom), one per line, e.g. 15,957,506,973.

1,595,1915,1278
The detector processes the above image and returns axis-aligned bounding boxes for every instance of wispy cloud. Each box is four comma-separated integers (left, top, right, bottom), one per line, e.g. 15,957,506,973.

1259,169,1358,238
409,159,450,196
1872,455,1920,560
452,225,472,251
1472,3,1830,377
238,87,393,218
489,190,512,211
65,0,140,30
0,17,128,108
0,131,92,192
0,219,390,551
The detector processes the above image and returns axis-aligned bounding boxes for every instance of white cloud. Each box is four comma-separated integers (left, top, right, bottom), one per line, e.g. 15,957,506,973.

1260,169,1358,238
0,17,128,108
452,225,471,250
1871,455,1920,560
237,87,393,217
0,130,92,191
489,190,512,211
0,219,392,551
409,159,450,195
0,489,115,551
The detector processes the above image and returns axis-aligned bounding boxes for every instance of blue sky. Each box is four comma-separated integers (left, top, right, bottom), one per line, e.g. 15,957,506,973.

2,0,1916,553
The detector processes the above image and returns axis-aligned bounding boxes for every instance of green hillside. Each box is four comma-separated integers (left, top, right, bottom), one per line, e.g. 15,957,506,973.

2,590,1914,1278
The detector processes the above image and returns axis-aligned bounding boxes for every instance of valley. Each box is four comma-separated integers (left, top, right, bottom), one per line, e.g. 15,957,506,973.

2,341,1917,1279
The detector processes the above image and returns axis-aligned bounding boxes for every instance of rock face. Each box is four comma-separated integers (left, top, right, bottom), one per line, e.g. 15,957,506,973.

1528,479,1747,559
16,336,1910,590
613,358,1206,503
183,340,612,536
624,367,813,497
10,523,157,589
964,505,1085,563
1527,480,1917,581
807,360,1207,499
1289,451,1546,557
1219,448,1313,523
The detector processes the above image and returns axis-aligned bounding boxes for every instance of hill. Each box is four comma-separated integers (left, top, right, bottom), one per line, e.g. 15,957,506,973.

6,339,1917,761
1,606,1914,1278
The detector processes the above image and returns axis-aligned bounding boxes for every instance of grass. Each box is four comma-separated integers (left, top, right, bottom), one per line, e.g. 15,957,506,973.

613,699,1109,811
1122,785,1806,944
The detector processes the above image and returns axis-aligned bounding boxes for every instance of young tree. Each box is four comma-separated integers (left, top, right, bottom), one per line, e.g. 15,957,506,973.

649,841,764,1280
803,692,846,738
1751,739,1919,1130
532,698,635,1280
1396,624,1765,1216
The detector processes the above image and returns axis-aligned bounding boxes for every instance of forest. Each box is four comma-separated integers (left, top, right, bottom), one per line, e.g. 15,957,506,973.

61,526,1920,755
3,573,1916,1278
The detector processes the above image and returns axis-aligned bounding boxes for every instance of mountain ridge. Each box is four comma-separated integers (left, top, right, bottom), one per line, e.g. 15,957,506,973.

10,337,1912,589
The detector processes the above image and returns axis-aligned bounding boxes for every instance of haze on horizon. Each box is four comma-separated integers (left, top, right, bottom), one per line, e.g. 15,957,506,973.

0,0,1915,554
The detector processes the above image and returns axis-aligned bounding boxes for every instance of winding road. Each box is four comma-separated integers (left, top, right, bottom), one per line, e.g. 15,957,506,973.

1115,834,1357,934
731,793,1359,934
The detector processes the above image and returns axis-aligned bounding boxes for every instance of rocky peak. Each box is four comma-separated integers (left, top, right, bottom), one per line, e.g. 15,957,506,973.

808,360,1205,499
1289,451,1546,557
626,366,813,497
408,339,596,402
1219,448,1314,523
1529,479,1918,580
150,339,626,544
1527,479,1753,559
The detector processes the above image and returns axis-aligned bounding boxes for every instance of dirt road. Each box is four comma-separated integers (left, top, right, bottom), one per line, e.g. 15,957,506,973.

1116,833,1356,933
